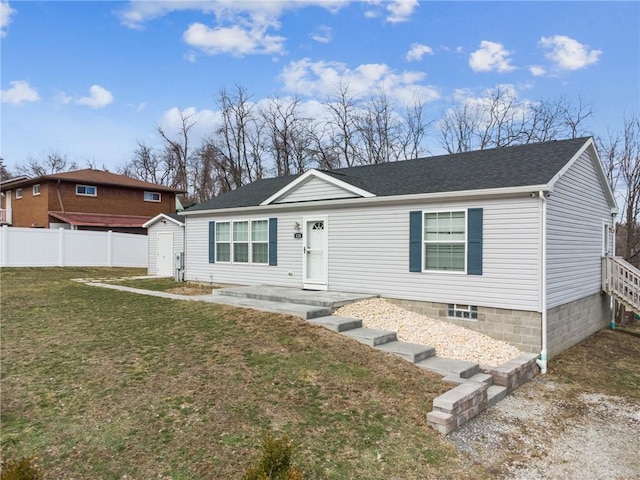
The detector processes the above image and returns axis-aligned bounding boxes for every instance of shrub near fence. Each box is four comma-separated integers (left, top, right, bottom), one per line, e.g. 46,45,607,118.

0,226,148,268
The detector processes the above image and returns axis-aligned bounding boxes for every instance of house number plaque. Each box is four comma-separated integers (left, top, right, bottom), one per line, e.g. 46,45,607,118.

294,232,303,239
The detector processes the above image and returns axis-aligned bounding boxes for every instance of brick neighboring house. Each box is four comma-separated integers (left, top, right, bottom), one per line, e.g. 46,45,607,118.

0,169,184,234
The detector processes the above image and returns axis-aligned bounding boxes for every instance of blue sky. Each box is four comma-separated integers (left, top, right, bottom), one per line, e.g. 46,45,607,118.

1,0,639,174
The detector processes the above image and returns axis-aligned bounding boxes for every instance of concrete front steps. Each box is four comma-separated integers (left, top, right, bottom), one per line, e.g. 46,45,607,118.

311,315,481,382
210,286,539,435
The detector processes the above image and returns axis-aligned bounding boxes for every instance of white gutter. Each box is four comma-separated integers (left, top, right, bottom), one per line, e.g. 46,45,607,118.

181,184,552,217
536,190,548,374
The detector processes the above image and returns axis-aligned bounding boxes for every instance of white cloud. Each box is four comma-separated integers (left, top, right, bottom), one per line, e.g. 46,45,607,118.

119,0,348,28
119,1,349,58
406,43,433,62
386,0,419,23
158,106,220,145
76,85,114,109
469,40,516,73
0,1,16,37
310,25,332,44
539,35,601,71
279,58,439,106
54,90,73,105
363,0,419,23
1,80,40,104
529,65,546,77
183,22,286,56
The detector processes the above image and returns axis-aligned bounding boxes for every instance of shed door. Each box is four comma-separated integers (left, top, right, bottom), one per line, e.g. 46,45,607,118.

303,218,327,290
157,232,174,276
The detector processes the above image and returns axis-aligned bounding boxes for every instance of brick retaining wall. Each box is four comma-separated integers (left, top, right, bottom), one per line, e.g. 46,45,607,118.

427,353,539,435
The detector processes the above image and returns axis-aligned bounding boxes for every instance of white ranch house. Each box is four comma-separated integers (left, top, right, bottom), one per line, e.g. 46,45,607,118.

180,137,623,368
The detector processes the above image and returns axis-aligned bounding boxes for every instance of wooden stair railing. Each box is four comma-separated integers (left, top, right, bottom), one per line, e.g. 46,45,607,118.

602,256,640,315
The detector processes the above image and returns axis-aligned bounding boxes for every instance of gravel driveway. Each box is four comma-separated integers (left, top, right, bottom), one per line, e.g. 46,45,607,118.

448,375,640,479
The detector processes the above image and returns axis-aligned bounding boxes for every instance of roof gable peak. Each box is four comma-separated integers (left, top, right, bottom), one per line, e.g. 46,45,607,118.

260,169,375,205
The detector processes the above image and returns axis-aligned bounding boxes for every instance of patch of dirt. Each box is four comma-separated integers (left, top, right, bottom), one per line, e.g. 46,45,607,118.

165,283,228,296
449,377,640,479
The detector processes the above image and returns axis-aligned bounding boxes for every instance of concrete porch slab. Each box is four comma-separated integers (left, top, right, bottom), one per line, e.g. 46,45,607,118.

212,285,376,309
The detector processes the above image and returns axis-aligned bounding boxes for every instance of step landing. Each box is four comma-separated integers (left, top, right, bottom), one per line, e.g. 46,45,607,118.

213,285,375,308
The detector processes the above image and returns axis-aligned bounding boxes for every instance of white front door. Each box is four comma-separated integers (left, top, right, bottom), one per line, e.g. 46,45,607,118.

303,217,327,290
157,232,174,276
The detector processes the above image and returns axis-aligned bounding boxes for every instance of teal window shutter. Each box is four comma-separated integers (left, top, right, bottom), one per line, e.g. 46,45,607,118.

409,211,422,272
208,221,215,263
268,218,277,266
467,208,483,275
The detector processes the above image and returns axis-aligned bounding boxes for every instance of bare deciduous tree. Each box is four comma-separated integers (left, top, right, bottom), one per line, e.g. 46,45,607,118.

157,108,196,195
599,115,640,266
206,85,264,190
0,158,13,181
261,96,314,176
324,83,361,167
400,97,431,160
15,153,78,177
439,88,593,153
356,91,402,164
121,141,174,186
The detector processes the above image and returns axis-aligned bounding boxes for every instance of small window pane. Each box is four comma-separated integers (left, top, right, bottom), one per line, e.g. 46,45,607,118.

425,244,465,271
216,222,230,242
251,220,268,242
144,191,161,202
252,243,268,263
233,222,248,241
234,243,249,263
216,243,230,262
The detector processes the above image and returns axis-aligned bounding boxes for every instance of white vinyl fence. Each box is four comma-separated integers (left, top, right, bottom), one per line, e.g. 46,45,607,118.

0,226,148,268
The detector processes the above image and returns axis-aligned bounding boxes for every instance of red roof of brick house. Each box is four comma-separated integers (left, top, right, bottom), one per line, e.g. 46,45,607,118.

1,169,185,193
49,212,151,228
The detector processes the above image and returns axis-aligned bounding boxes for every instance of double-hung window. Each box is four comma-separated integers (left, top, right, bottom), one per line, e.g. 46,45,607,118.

76,184,97,196
233,221,249,263
251,220,268,264
33,184,40,196
144,191,161,202
424,211,466,272
215,222,231,262
15,188,22,199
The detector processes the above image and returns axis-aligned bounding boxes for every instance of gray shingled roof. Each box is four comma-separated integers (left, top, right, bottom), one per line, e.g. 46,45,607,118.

186,137,590,212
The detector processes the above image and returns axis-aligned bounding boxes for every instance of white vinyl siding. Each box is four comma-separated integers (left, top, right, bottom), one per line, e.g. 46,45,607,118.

546,149,613,308
274,176,360,203
184,196,541,311
147,221,184,276
186,214,301,286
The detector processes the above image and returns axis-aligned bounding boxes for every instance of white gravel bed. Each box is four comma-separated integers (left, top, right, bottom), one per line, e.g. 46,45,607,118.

334,298,522,367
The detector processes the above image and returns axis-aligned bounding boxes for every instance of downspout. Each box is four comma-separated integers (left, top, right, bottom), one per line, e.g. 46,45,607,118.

610,213,617,330
536,190,548,374
56,179,65,213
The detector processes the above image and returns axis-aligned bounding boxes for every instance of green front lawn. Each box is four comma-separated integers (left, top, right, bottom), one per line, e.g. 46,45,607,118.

1,268,482,479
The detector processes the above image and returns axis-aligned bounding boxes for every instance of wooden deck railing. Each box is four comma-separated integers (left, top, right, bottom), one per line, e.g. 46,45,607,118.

602,256,640,315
